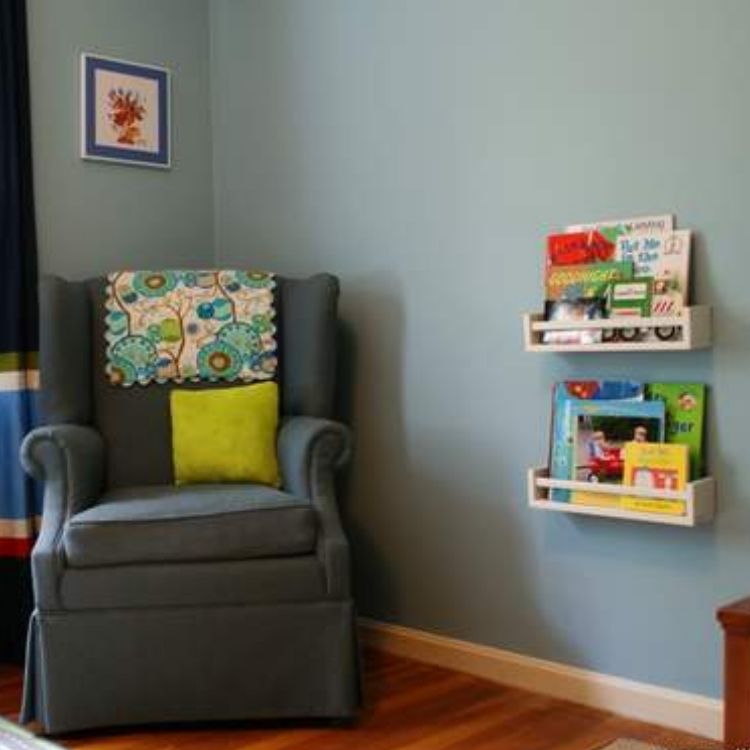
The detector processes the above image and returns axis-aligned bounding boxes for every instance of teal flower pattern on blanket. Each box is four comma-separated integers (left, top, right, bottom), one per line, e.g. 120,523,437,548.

108,335,158,385
197,340,243,379
132,271,178,298
105,270,276,386
217,322,260,361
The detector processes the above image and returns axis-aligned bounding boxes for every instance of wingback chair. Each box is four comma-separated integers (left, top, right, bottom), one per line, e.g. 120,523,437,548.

19,274,360,734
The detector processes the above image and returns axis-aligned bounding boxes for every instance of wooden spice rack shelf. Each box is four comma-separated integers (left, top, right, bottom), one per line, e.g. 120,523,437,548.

527,467,715,527
522,305,712,353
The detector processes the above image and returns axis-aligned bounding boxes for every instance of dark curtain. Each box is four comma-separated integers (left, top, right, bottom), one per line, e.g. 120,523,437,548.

0,0,39,663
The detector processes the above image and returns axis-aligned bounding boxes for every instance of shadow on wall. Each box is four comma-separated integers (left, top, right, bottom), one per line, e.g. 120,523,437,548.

333,270,571,665
335,271,402,617
696,230,750,543
331,245,744,697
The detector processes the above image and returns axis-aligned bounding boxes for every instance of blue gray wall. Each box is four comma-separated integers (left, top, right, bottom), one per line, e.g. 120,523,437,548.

21,0,748,700
210,0,750,698
27,0,214,277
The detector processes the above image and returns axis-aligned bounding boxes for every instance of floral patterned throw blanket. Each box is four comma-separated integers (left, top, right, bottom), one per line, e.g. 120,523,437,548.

105,270,277,386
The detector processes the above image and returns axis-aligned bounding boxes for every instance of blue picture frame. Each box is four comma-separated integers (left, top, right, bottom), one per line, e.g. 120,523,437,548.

81,53,170,168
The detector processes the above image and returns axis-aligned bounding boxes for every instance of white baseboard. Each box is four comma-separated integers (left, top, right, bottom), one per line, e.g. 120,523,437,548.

359,618,722,741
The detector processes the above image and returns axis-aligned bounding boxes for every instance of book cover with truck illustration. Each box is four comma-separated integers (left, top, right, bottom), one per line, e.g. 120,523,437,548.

621,442,689,515
609,279,653,318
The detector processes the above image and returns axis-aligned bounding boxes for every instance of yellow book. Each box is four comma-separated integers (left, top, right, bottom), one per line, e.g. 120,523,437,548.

621,442,689,514
570,491,622,509
620,497,686,515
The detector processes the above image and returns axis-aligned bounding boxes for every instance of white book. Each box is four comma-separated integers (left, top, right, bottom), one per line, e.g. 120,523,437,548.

615,229,692,315
566,214,674,236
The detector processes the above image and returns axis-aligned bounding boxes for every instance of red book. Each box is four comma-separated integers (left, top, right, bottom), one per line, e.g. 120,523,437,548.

546,231,616,267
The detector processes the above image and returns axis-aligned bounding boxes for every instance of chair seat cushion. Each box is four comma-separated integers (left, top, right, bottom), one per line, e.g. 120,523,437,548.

64,484,317,568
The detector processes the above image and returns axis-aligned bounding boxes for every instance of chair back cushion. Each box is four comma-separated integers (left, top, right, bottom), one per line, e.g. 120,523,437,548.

39,273,339,488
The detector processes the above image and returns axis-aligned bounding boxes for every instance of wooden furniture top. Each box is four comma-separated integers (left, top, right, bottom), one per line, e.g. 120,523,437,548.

718,596,750,633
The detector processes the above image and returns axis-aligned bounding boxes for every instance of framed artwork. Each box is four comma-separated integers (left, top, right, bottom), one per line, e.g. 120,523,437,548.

80,53,170,168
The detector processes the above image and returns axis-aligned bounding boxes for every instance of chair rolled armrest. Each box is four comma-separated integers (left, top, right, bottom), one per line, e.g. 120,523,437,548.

21,424,105,516
278,417,353,598
278,417,352,498
20,424,105,610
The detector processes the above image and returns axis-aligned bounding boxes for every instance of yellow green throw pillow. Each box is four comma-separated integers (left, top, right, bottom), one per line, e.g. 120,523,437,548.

171,382,280,486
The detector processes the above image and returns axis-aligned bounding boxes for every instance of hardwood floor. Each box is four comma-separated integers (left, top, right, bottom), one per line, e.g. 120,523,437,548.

1,650,721,750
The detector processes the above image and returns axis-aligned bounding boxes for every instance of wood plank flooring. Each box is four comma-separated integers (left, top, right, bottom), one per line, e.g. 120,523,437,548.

0,650,721,750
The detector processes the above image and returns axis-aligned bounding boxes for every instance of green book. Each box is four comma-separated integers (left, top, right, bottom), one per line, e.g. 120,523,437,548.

646,383,706,480
609,278,653,317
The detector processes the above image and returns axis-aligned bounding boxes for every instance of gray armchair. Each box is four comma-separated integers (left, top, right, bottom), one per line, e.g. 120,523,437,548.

19,274,360,734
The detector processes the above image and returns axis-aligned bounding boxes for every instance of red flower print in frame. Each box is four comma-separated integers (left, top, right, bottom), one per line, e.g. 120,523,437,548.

81,53,170,168
107,88,147,146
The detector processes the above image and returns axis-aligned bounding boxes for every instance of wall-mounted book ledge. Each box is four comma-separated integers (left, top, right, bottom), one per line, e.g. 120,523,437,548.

522,305,712,353
527,467,715,527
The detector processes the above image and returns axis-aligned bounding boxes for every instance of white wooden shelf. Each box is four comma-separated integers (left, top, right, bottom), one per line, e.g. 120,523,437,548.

522,305,712,353
527,467,715,527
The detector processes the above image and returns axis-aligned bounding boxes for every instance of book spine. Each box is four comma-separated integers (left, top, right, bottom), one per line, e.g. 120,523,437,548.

619,497,686,515
570,492,621,509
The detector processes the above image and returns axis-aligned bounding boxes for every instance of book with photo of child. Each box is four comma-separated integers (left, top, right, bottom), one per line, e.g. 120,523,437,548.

548,380,646,502
542,298,607,345
567,399,666,508
547,380,706,509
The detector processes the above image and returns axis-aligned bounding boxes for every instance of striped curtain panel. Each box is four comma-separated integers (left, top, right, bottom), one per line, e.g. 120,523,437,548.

0,0,40,660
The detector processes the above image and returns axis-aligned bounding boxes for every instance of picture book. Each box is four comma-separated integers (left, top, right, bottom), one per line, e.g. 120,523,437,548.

542,298,606,345
571,401,666,484
646,383,706,479
609,279,653,318
619,498,687,515
615,230,691,317
545,262,633,302
568,399,665,507
565,214,675,243
565,492,622,510
623,442,688,490
548,381,645,502
621,442,689,515
546,231,616,267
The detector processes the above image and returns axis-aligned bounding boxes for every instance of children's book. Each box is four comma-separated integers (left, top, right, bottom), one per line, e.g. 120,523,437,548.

548,381,645,502
565,214,675,243
646,383,706,479
569,399,665,507
621,442,689,515
542,298,606,345
544,262,633,302
615,230,691,317
620,497,687,515
609,279,653,318
546,231,616,267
